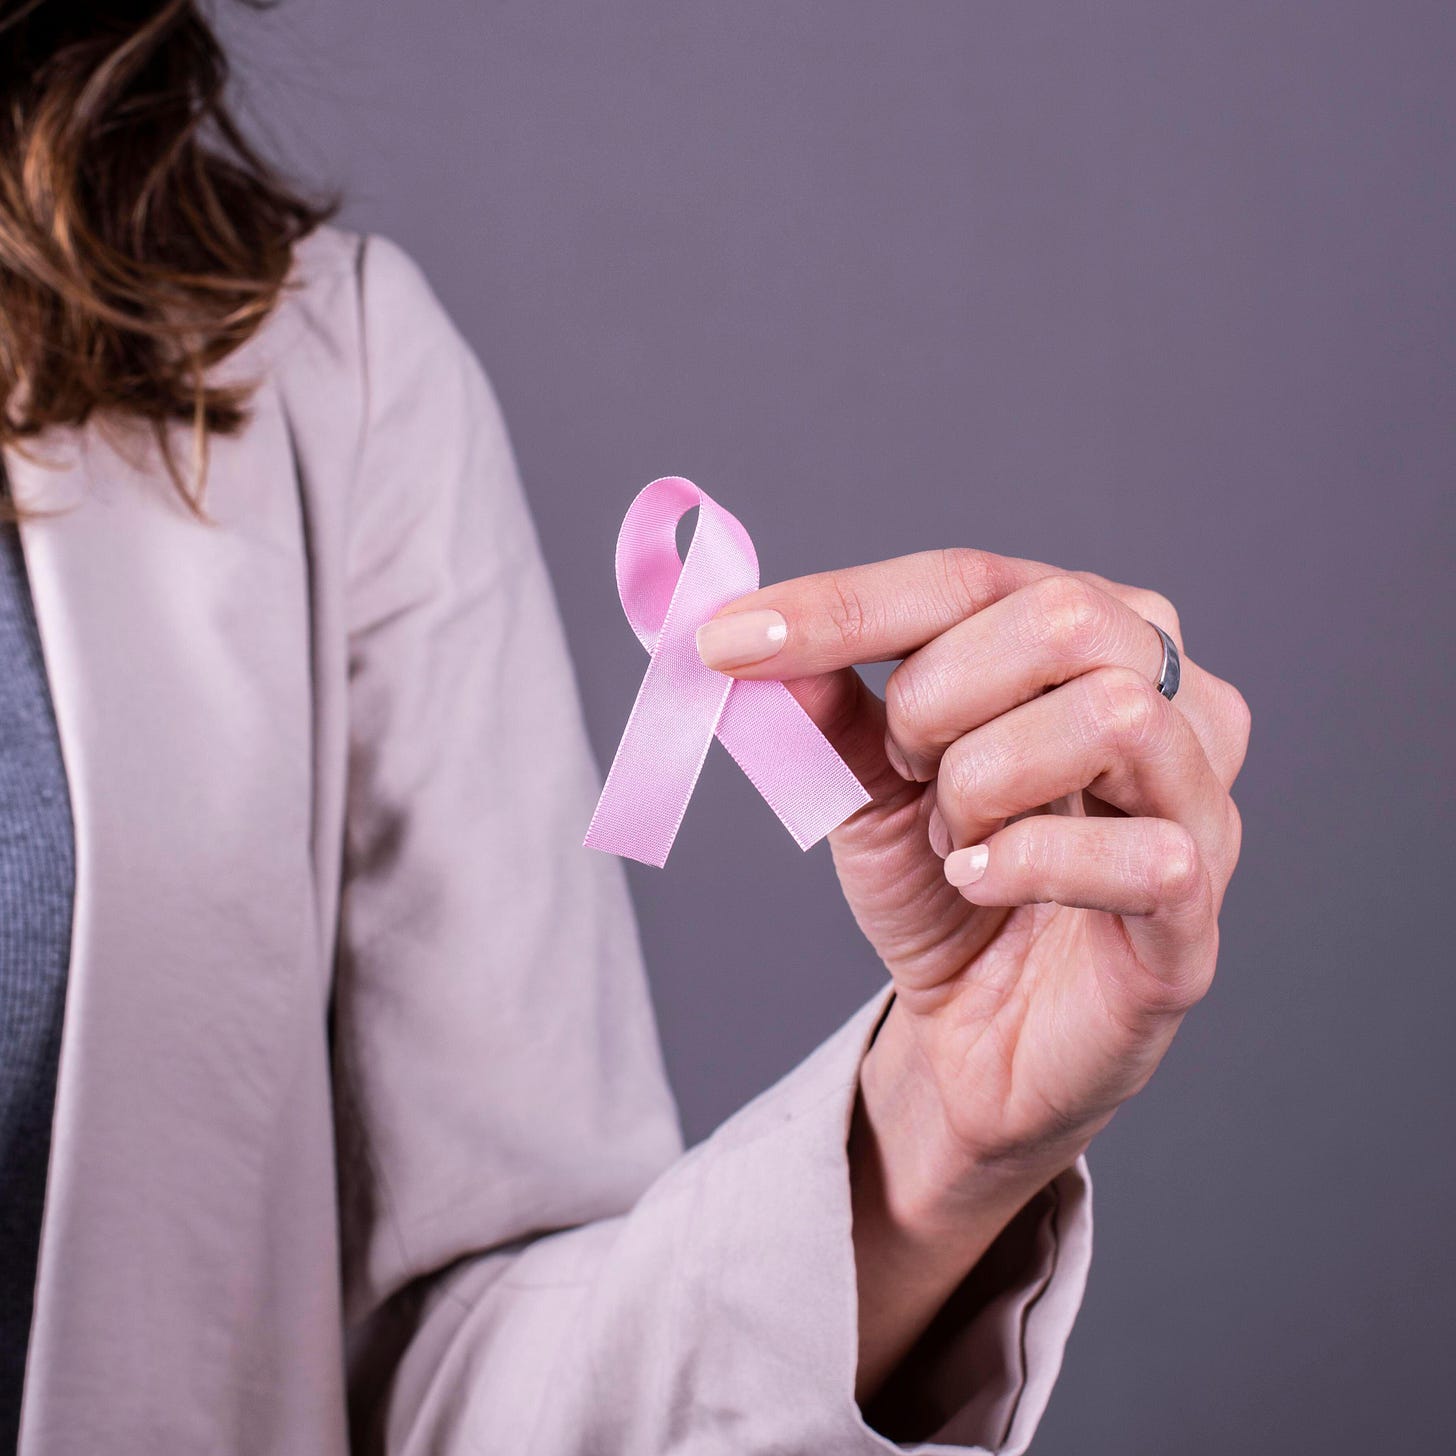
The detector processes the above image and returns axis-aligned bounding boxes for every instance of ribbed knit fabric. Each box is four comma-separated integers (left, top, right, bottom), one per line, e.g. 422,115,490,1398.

0,508,77,1456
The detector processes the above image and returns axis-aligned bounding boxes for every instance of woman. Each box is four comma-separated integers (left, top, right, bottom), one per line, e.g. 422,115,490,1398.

0,3,1249,1454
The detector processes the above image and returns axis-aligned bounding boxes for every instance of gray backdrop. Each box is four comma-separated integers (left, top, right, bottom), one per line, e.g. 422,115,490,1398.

222,3,1454,1451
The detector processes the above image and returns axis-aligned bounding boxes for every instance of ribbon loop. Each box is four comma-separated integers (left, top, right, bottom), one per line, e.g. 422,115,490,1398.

583,477,871,868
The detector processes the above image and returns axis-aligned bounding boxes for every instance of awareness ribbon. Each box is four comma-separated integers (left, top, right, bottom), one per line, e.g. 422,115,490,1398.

583,477,871,868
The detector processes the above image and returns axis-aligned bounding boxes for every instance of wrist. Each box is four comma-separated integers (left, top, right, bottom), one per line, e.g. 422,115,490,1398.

855,994,1086,1245
849,995,1078,1406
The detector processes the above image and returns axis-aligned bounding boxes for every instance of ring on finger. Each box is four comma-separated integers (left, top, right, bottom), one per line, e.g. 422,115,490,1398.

1148,621,1181,702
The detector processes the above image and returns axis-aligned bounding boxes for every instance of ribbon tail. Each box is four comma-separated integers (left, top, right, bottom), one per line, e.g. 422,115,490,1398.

582,656,734,869
715,679,872,850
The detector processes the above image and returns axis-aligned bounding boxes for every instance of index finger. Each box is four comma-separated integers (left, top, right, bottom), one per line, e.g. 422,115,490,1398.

695,547,1058,677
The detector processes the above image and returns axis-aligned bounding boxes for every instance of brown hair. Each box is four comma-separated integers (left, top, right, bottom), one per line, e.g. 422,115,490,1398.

0,0,336,524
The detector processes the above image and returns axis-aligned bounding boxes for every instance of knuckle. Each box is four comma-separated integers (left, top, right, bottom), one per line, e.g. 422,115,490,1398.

824,573,871,652
942,731,1025,821
1032,574,1110,661
1010,821,1066,903
1005,822,1044,885
1094,666,1164,754
1146,822,1204,906
938,736,985,809
937,547,997,619
883,664,937,750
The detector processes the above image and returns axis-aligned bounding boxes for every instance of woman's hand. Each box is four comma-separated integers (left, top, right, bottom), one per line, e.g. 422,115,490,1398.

696,548,1250,1401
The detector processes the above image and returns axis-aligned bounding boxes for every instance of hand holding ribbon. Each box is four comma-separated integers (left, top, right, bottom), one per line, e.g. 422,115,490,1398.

583,494,1251,1409
582,477,870,868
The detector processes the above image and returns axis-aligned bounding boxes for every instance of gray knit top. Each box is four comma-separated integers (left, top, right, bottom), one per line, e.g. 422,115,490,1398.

0,510,77,1455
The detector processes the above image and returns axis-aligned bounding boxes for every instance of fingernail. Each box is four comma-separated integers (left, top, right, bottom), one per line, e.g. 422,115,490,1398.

884,736,915,781
696,609,788,671
927,805,952,859
944,844,989,887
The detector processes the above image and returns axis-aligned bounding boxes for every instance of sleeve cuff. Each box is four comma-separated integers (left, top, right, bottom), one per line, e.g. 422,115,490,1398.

686,980,1093,1455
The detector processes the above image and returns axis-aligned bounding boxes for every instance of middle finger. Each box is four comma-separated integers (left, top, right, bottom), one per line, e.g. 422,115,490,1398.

886,573,1174,782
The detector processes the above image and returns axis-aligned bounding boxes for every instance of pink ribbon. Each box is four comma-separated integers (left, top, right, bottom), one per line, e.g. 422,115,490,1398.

583,477,871,868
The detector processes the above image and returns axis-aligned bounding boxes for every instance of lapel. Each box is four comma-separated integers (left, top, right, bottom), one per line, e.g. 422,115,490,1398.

5,388,326,1437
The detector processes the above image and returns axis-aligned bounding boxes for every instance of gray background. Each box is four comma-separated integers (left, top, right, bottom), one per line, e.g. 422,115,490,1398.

222,3,1453,1450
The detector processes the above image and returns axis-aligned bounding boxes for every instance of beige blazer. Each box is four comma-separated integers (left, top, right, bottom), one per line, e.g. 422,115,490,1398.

4,225,1093,1455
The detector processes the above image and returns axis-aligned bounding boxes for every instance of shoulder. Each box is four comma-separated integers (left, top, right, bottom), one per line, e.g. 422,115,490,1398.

253,224,463,384
243,222,511,478
250,224,527,582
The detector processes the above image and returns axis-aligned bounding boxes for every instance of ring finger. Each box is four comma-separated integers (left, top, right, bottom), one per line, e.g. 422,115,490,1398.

933,664,1234,882
886,573,1189,783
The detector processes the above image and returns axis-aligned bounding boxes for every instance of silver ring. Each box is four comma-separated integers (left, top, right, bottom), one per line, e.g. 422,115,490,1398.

1149,621,1181,701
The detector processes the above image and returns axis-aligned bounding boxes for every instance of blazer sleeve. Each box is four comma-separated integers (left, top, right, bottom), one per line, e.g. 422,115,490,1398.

331,231,1095,1456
